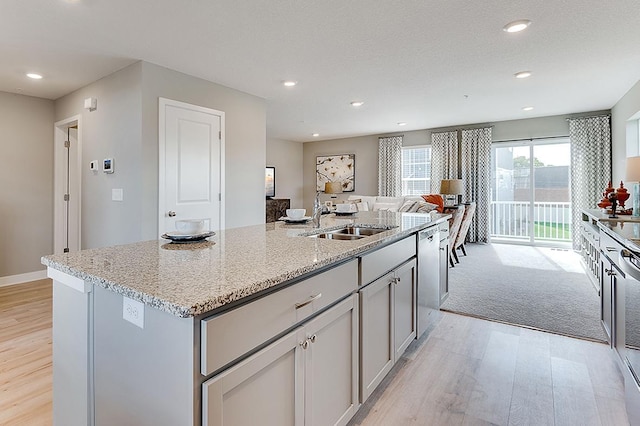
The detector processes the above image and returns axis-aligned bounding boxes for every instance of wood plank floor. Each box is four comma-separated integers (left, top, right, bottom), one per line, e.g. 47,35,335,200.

0,281,630,425
350,311,629,426
0,279,52,426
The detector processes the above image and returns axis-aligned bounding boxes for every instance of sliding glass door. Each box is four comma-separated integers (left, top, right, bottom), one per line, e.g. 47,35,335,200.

491,139,571,245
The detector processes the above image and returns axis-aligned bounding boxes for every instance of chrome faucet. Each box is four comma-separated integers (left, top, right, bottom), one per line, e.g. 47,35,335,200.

313,191,323,228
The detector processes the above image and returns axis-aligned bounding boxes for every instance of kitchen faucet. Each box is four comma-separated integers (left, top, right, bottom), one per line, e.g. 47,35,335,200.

313,191,323,228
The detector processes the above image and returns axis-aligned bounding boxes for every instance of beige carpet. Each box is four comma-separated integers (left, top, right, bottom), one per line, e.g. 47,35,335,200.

441,243,607,342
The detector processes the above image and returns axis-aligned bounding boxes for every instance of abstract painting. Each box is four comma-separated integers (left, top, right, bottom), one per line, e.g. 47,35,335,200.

316,154,355,192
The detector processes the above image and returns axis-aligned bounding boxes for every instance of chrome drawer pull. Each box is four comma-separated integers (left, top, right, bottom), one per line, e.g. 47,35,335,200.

295,293,322,309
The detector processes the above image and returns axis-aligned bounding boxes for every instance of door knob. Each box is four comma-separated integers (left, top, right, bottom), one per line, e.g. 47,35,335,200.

168,211,176,217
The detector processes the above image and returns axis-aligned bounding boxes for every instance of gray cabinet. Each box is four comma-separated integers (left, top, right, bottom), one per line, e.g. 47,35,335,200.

202,294,359,426
393,259,417,361
600,230,624,347
360,258,416,402
359,271,394,401
438,222,450,306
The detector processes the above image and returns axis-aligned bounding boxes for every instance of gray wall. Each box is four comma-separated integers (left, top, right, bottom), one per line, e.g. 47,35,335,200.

0,92,55,276
266,138,304,209
54,61,266,252
55,63,143,249
141,62,266,230
612,79,640,183
302,112,610,210
303,135,380,210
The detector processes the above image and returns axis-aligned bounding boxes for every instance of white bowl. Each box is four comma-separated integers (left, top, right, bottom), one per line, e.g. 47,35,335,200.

286,209,306,220
175,219,205,235
335,203,353,213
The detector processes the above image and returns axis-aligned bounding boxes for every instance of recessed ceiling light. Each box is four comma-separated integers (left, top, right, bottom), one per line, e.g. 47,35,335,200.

312,133,320,137
503,20,531,33
522,106,534,111
397,122,407,126
282,80,297,87
26,73,43,80
514,71,532,79
350,101,364,107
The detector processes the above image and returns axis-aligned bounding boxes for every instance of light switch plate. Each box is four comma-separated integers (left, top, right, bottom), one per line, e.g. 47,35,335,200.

112,188,123,201
123,296,144,328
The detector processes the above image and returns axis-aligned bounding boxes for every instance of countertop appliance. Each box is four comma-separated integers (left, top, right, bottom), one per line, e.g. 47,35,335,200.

417,226,439,338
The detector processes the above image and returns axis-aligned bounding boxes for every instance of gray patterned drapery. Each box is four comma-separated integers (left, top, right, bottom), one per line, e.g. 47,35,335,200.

461,127,492,243
430,131,458,193
569,115,611,250
378,136,403,196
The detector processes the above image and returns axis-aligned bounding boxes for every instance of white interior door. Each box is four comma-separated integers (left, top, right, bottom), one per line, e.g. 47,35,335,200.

159,98,225,235
54,116,82,254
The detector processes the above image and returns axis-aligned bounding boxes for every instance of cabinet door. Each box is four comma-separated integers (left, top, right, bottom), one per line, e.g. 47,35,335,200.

360,272,394,402
601,258,614,346
303,294,359,426
202,329,304,426
439,237,449,305
393,259,417,360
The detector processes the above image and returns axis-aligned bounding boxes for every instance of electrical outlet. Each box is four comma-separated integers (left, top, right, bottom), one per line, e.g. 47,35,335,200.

122,296,144,328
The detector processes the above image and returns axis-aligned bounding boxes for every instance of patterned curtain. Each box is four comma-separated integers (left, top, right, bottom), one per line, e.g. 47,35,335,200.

378,136,403,196
461,127,492,243
430,131,459,193
569,115,611,250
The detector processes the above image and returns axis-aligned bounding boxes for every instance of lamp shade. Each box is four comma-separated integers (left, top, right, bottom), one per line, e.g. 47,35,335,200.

626,156,640,182
324,181,343,194
439,179,464,195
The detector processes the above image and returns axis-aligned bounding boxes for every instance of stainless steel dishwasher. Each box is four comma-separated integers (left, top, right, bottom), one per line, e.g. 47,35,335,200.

417,226,440,338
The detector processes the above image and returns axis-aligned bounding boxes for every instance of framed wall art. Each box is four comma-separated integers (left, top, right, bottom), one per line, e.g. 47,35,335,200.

316,154,355,192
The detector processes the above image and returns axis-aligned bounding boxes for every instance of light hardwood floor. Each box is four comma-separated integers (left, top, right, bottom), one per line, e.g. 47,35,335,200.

1,281,629,426
0,279,52,426
350,311,629,426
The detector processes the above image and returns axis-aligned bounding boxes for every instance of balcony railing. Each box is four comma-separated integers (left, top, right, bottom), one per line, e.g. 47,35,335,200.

490,201,571,242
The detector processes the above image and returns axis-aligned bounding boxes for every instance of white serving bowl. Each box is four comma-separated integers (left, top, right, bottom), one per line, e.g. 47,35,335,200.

175,219,205,235
286,209,306,220
335,203,353,213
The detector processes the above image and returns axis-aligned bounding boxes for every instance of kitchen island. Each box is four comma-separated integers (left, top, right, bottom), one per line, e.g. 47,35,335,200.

42,211,449,426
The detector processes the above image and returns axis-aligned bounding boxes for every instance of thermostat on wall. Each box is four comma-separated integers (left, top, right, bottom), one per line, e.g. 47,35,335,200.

103,158,114,174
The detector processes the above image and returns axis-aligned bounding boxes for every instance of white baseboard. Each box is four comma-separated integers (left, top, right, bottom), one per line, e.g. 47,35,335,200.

0,270,48,288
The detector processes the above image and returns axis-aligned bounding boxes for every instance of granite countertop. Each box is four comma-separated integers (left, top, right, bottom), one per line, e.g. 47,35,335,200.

583,209,640,254
42,211,449,318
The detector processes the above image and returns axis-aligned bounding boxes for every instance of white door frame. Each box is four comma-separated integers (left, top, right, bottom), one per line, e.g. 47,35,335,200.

158,98,225,236
54,115,82,254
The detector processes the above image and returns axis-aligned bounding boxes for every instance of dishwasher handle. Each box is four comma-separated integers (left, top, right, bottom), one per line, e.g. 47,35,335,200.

419,228,439,241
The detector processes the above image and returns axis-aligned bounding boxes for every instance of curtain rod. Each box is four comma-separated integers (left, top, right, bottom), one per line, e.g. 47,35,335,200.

493,135,569,143
565,114,611,121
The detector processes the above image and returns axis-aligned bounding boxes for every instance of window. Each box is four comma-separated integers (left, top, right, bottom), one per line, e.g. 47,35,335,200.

401,146,431,195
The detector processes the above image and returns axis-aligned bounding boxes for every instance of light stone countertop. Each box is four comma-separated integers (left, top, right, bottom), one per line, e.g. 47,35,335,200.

42,211,449,318
583,209,640,254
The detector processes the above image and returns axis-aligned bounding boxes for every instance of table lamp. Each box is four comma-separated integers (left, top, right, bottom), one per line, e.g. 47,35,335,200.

439,179,464,206
324,181,343,198
627,156,640,217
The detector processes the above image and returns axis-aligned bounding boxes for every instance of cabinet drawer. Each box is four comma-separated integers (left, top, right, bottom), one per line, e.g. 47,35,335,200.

201,259,358,376
360,236,416,286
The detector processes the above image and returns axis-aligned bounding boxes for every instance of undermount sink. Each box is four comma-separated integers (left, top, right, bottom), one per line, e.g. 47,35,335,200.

306,225,396,240
312,233,365,240
332,227,388,236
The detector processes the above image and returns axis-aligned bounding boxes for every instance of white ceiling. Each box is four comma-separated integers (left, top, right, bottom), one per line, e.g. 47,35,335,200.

3,0,640,142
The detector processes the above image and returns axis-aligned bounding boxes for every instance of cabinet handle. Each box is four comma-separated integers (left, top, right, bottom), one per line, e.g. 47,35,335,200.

309,334,317,343
167,211,176,217
295,293,322,309
606,247,617,252
300,340,309,350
